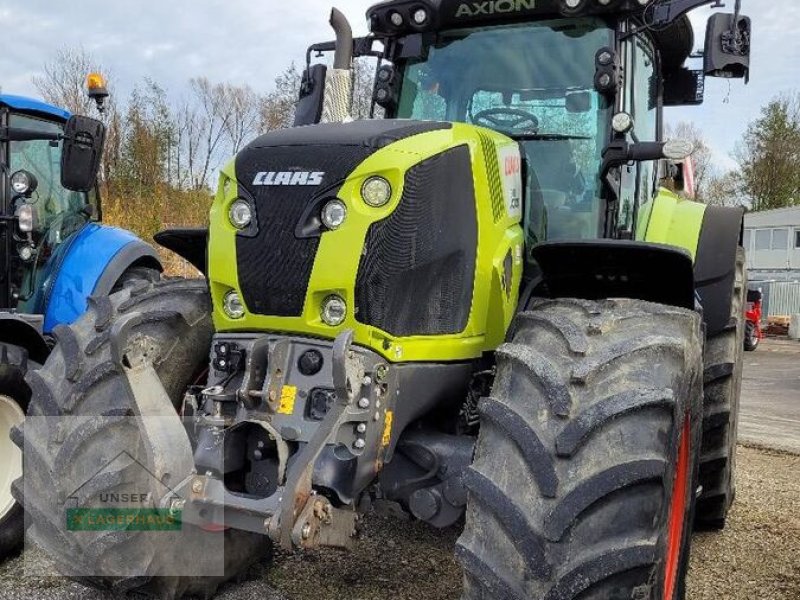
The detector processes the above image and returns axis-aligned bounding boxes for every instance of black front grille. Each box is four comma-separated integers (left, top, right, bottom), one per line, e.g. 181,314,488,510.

236,145,373,317
355,145,478,337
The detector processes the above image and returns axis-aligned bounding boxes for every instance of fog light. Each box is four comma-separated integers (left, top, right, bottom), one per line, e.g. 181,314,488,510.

321,200,347,230
612,112,635,134
223,291,246,320
362,177,392,207
413,8,428,24
11,170,38,196
229,199,253,230
321,295,347,327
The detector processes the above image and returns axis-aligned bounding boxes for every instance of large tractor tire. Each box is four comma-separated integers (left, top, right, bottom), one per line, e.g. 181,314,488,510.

12,280,270,598
457,298,704,600
696,249,746,530
0,344,35,561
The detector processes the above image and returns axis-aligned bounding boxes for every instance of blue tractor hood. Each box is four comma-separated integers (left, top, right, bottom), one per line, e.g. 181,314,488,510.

0,94,71,121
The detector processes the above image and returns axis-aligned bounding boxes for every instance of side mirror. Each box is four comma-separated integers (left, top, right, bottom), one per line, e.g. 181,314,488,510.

61,115,106,193
705,13,751,81
294,64,328,127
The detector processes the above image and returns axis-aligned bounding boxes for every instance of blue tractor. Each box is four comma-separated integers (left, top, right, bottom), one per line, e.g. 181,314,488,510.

0,88,162,560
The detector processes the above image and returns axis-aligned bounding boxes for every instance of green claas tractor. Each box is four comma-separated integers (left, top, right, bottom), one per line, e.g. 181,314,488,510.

15,0,751,598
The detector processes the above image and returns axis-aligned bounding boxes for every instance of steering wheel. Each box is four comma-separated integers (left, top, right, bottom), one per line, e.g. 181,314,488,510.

472,108,539,134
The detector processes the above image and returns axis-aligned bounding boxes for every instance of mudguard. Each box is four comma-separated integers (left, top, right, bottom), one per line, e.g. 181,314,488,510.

638,190,744,337
42,224,161,334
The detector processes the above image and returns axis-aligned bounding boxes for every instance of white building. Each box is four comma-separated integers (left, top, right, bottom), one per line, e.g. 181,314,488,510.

743,207,800,282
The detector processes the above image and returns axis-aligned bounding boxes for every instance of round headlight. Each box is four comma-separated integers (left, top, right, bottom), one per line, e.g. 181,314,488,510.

321,295,347,327
389,11,404,26
362,177,392,207
223,291,246,320
612,112,635,134
412,8,428,24
321,200,347,230
10,170,37,196
229,199,253,230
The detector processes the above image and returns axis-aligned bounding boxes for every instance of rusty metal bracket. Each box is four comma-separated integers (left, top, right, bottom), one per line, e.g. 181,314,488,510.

109,312,195,492
291,493,356,550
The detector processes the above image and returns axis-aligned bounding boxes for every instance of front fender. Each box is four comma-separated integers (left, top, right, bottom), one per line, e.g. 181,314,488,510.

42,224,161,333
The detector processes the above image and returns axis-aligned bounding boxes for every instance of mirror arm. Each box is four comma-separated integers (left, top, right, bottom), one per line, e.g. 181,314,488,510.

649,0,725,28
0,127,62,143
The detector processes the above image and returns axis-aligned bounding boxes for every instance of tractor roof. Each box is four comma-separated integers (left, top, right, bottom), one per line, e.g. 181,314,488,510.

0,94,71,121
367,0,694,69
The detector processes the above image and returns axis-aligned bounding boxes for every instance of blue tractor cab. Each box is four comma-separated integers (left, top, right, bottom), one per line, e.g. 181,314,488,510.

0,90,162,560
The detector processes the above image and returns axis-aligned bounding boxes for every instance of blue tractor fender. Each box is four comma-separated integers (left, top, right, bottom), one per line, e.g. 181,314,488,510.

42,223,162,334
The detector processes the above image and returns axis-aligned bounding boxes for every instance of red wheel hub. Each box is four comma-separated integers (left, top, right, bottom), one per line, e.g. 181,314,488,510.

664,415,691,599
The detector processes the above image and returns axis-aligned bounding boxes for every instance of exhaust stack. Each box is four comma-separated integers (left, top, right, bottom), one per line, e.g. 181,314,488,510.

321,8,354,123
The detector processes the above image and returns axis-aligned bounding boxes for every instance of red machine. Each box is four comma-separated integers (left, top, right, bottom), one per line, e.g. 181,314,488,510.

745,289,763,351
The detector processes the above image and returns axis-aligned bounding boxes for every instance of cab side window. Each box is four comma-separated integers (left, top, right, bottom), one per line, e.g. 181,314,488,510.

618,31,659,235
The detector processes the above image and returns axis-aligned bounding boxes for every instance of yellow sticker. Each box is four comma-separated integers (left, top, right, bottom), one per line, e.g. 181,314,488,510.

278,385,297,415
381,411,394,448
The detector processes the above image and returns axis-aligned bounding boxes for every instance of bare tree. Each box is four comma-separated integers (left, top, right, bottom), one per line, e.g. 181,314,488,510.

224,84,261,154
32,47,107,116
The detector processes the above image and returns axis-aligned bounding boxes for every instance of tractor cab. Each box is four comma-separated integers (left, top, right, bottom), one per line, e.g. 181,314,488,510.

298,0,751,254
0,94,108,317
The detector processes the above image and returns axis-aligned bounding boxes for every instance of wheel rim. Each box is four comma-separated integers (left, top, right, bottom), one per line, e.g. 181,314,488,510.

664,415,691,600
0,395,25,521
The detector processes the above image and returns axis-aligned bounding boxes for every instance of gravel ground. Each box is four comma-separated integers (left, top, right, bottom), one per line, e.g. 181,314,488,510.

0,445,797,600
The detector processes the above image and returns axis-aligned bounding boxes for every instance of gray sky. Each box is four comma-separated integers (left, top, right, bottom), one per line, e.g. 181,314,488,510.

2,1,797,171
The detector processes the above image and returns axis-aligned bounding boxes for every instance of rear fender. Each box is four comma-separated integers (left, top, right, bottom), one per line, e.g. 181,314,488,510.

638,190,744,336
43,224,162,333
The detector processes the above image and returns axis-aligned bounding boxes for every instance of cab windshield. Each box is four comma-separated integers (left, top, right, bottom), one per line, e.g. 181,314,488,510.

396,18,614,244
9,113,90,243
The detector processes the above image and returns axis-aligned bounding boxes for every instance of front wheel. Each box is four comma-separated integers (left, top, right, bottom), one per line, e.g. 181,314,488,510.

0,344,35,562
457,299,704,600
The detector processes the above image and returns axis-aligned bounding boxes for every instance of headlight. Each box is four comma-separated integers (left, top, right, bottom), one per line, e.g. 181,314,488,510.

10,170,38,196
361,177,392,207
321,200,347,230
223,291,246,320
229,199,253,230
15,204,35,233
321,295,347,327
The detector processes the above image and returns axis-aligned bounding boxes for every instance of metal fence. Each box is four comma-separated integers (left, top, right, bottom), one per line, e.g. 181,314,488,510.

750,280,800,321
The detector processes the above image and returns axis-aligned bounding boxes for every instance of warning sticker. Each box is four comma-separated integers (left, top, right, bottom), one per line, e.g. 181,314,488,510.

381,411,394,448
498,144,523,219
278,386,297,415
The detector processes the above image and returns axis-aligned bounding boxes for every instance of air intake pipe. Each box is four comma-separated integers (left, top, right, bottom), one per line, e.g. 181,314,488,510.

321,8,354,123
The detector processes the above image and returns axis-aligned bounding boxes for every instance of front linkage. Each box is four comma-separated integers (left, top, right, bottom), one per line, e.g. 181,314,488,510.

112,319,402,551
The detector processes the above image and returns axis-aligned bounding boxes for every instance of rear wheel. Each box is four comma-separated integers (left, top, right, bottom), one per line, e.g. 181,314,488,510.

13,280,270,598
0,344,35,561
457,298,704,600
696,249,746,529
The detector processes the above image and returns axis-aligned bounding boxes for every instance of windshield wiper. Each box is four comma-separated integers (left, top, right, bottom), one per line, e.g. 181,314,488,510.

513,133,593,141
